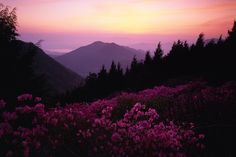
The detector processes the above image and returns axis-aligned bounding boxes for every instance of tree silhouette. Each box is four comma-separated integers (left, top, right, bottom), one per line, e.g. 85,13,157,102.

153,42,163,63
152,42,164,85
130,56,138,70
98,65,107,79
0,4,18,42
0,4,48,103
227,20,236,41
144,51,152,65
195,33,205,49
64,21,236,103
109,61,117,76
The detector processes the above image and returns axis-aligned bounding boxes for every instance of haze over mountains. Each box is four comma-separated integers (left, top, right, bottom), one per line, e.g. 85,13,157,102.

56,41,146,76
17,41,83,95
46,51,66,58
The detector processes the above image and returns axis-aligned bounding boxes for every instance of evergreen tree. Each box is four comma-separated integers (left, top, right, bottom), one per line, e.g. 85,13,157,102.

0,4,18,43
98,65,107,79
227,20,236,40
97,65,108,92
131,56,138,70
116,62,124,90
153,42,163,63
144,51,152,65
217,35,224,45
86,73,98,84
109,61,117,75
195,33,205,48
117,62,123,76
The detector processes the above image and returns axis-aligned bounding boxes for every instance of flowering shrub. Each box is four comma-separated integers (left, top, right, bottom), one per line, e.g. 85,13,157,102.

1,81,235,157
87,103,204,157
0,93,205,157
111,81,236,124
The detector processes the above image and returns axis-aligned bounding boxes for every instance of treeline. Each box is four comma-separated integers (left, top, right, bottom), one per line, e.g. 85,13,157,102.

62,21,236,103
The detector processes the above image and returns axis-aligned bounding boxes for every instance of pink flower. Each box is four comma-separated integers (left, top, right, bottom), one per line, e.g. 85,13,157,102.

34,97,42,102
198,134,205,139
17,94,33,101
15,106,32,114
34,103,45,116
94,118,101,125
117,121,126,127
111,132,122,142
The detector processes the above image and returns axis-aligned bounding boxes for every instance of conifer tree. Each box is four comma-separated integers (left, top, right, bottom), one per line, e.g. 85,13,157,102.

153,42,163,63
0,4,18,42
195,33,205,48
144,51,152,65
227,20,236,46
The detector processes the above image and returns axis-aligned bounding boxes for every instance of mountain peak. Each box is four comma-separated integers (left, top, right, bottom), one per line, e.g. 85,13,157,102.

85,41,121,51
90,41,106,46
56,42,145,76
90,41,119,46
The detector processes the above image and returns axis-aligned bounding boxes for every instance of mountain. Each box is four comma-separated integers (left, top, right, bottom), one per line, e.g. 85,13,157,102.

15,40,84,95
45,50,66,58
56,41,145,76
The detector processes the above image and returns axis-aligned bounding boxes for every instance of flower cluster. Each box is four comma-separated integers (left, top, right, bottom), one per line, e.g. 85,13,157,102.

17,94,33,102
87,103,204,157
0,97,205,157
1,81,235,157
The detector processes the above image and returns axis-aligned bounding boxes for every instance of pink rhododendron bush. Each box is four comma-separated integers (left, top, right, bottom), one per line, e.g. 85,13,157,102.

0,93,204,157
1,81,236,157
112,81,236,124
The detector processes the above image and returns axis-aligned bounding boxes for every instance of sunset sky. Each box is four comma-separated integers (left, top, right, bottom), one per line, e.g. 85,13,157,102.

2,0,236,53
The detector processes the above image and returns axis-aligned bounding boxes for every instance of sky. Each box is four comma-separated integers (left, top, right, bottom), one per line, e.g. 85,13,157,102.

1,0,236,54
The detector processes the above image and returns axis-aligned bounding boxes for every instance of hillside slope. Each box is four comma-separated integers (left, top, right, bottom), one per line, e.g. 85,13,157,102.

14,40,84,95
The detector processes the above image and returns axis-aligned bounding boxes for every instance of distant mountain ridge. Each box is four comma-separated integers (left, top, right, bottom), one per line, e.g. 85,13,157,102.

16,40,84,95
56,41,146,76
45,50,66,58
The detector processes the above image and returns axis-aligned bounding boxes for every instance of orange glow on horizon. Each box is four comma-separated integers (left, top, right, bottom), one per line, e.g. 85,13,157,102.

2,0,236,52
2,0,233,36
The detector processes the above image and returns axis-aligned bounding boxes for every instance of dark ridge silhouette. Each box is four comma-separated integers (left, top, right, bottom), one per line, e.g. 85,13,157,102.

55,41,145,76
0,40,84,102
0,4,84,102
61,21,236,103
20,40,84,94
